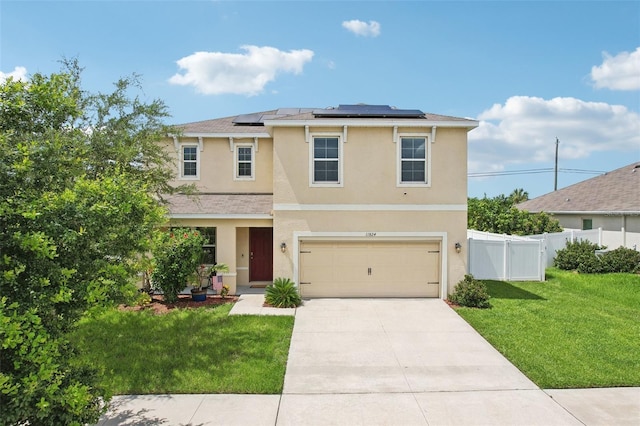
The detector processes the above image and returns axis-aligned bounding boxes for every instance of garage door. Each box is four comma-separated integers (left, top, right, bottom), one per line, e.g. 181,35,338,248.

299,240,441,298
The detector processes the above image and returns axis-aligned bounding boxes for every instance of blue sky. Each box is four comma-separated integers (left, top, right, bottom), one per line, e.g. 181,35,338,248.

2,0,639,198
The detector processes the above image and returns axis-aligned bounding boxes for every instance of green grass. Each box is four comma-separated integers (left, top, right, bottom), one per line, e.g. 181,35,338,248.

454,269,640,389
71,304,294,395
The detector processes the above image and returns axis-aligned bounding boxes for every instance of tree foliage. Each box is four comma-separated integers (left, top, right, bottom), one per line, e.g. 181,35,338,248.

468,190,562,236
0,60,175,425
151,228,207,303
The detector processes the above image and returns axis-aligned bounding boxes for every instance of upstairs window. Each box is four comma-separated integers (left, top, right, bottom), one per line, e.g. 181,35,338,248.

235,144,255,180
181,144,198,178
398,136,429,186
311,136,342,186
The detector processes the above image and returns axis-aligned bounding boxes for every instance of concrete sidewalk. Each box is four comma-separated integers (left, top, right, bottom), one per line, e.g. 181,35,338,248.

97,297,639,425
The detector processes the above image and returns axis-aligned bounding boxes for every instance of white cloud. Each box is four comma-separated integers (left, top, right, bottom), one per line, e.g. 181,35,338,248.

342,19,381,37
469,96,640,173
0,66,28,83
169,45,314,96
591,47,640,91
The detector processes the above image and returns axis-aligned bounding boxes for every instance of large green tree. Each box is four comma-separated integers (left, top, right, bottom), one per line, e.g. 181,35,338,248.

0,61,176,425
468,191,562,235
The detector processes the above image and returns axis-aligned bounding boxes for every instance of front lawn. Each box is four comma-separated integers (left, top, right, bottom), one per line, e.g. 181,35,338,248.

71,304,294,395
454,269,640,389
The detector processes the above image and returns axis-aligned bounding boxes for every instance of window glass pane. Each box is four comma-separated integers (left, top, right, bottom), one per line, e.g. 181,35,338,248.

183,162,197,176
401,138,425,159
183,146,197,160
201,247,216,264
238,163,251,176
196,227,216,244
238,147,252,161
314,160,339,182
401,161,425,182
314,138,339,159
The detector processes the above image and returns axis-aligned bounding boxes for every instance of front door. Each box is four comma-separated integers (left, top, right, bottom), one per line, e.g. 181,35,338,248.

249,227,273,282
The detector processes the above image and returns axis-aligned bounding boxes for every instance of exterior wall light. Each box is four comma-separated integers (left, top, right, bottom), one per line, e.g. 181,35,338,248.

280,242,287,253
455,242,462,253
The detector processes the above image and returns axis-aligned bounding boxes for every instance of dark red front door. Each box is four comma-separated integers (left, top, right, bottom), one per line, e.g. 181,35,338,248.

249,227,273,282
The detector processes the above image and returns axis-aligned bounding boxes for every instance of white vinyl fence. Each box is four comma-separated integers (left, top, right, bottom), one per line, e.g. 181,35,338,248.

467,232,545,281
527,228,602,268
467,228,603,282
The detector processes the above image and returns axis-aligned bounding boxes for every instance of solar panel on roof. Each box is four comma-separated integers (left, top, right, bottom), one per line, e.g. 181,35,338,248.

234,108,319,125
313,104,425,118
233,113,265,125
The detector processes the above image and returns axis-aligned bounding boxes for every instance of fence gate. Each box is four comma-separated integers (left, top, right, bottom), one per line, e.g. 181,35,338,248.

468,238,545,281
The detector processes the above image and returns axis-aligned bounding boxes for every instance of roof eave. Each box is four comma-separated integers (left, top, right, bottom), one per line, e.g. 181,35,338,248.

181,131,271,138
263,118,479,129
169,213,274,220
524,210,640,215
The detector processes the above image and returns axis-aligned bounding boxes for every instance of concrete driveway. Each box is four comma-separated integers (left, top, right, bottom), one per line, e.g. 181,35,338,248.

97,296,639,425
278,298,582,425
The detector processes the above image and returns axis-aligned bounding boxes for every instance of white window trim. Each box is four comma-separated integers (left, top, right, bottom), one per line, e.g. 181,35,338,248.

309,133,344,188
396,133,431,187
180,143,200,180
233,143,256,181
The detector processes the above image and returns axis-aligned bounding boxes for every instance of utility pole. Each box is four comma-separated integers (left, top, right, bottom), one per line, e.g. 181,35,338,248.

554,137,559,191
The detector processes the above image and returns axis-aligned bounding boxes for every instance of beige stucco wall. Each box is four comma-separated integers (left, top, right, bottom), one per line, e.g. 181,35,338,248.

162,121,471,296
272,126,468,205
165,136,273,193
273,210,468,296
271,124,470,295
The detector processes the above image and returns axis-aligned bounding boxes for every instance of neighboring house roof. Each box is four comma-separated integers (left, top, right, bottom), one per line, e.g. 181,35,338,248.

517,163,640,213
176,104,478,136
165,193,273,218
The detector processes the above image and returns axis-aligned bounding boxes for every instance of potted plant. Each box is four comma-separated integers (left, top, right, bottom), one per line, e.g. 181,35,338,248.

190,264,210,302
190,262,230,301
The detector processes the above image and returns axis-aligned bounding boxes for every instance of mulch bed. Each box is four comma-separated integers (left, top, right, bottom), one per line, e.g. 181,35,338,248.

119,294,239,315
444,299,460,309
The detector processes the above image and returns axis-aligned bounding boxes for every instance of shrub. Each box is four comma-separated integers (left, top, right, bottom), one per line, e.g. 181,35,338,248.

151,228,206,303
265,278,302,308
554,240,603,271
600,247,640,273
449,274,491,308
556,240,639,274
576,255,606,274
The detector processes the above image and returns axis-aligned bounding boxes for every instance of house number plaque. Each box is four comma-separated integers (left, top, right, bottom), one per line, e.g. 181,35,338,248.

365,232,377,237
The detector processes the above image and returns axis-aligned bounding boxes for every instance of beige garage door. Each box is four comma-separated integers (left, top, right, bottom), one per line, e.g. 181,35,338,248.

299,240,441,298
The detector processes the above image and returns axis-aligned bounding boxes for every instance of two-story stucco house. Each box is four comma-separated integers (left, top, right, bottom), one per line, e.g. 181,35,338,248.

164,104,478,298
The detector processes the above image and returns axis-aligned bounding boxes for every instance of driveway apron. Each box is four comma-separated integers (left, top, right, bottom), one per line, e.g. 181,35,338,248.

279,298,582,425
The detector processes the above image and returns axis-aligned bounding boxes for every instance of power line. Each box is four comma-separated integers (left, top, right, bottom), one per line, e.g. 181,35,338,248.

468,168,553,177
559,168,608,174
468,168,606,178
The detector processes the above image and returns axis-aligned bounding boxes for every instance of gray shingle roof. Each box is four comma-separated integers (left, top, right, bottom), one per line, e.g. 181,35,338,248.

175,106,476,134
165,193,273,216
517,163,640,213
176,112,277,134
